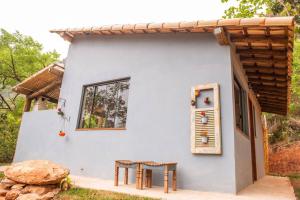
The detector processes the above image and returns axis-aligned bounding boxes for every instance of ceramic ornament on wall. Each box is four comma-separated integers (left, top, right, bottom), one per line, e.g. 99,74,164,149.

190,83,221,154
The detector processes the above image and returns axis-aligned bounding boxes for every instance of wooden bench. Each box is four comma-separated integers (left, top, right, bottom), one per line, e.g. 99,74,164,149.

114,160,137,187
114,160,177,193
142,161,177,193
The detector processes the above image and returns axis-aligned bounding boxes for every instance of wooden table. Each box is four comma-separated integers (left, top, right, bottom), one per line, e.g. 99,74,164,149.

114,160,137,187
141,161,177,193
114,160,177,193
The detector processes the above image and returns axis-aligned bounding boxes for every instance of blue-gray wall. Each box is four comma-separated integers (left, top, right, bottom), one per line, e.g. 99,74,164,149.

231,52,265,191
15,33,238,193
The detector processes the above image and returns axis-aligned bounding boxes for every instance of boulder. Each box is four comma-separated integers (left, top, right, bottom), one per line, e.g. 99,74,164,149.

0,189,8,197
40,189,60,200
5,190,21,200
10,185,25,191
4,161,69,185
15,194,41,200
0,179,17,189
21,186,57,196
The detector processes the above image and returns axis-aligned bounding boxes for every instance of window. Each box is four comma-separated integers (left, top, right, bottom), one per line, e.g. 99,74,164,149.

252,105,257,137
78,78,130,129
234,78,249,135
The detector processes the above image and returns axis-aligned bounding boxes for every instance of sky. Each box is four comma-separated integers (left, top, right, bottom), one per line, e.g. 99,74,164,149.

0,0,233,58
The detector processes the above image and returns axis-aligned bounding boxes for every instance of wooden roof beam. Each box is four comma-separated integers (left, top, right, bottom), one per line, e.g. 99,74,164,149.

28,80,61,99
231,36,288,45
214,27,229,45
236,49,287,56
241,58,287,66
246,72,288,79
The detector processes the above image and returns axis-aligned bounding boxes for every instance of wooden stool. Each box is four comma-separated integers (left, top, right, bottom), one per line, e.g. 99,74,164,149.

114,160,137,187
142,162,177,193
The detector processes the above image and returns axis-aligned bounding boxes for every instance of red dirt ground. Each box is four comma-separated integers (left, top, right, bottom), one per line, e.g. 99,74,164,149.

269,141,300,175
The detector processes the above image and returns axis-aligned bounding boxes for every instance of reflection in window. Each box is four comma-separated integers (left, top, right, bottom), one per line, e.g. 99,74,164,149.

78,78,130,129
234,77,249,135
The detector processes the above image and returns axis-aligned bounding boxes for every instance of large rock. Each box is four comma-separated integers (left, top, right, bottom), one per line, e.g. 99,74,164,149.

5,189,21,200
15,194,41,200
4,161,69,185
21,186,57,196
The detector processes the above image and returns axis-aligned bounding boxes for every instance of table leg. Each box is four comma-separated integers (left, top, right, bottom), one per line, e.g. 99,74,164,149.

164,166,169,193
124,168,128,185
136,164,140,189
149,170,152,188
172,170,177,191
140,167,144,190
145,169,152,188
114,164,119,186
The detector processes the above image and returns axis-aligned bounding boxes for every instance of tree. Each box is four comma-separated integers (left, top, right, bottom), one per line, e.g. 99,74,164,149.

221,0,300,21
0,29,59,162
221,0,300,145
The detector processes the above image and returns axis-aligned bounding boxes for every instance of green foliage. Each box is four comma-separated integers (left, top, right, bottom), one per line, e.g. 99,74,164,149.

221,0,300,20
60,176,73,191
290,40,300,115
0,29,59,163
57,188,159,200
0,172,4,180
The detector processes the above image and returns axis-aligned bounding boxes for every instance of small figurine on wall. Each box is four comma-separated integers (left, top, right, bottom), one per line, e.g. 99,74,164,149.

204,97,210,104
195,89,200,97
200,111,208,124
200,131,208,144
191,100,196,106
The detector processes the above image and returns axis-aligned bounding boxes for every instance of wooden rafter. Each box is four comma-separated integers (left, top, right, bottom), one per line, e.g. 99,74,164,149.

28,80,61,99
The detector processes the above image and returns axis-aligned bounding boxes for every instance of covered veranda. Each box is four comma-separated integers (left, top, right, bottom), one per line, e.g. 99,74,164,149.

12,63,64,112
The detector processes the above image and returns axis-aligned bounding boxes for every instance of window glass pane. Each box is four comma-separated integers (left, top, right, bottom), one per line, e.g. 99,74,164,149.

90,85,107,128
104,83,119,128
242,90,249,135
79,86,95,128
115,80,130,128
253,105,256,137
78,78,130,129
234,83,242,129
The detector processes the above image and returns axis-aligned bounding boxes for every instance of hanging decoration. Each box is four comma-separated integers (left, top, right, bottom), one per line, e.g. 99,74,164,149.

57,98,69,137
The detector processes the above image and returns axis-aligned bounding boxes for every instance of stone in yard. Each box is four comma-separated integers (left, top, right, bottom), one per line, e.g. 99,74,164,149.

40,189,60,200
15,194,41,200
4,160,69,185
0,179,17,189
5,189,21,200
21,185,57,196
0,189,8,197
10,185,25,191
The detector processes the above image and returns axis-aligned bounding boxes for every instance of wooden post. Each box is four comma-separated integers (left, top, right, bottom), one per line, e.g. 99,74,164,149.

23,97,32,112
114,162,119,186
145,169,152,187
164,166,169,193
139,165,144,190
172,170,177,191
124,168,128,185
136,164,140,189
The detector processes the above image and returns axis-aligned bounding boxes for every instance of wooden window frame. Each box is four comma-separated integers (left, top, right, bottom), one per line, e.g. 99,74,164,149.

234,77,249,136
76,77,130,131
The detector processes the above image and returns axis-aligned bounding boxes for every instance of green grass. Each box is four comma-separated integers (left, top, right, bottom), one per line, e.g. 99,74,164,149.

289,174,300,200
56,188,159,200
0,172,4,180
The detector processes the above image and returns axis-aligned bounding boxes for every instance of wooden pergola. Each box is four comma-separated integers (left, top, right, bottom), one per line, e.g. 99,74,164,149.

12,63,64,111
51,17,294,115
